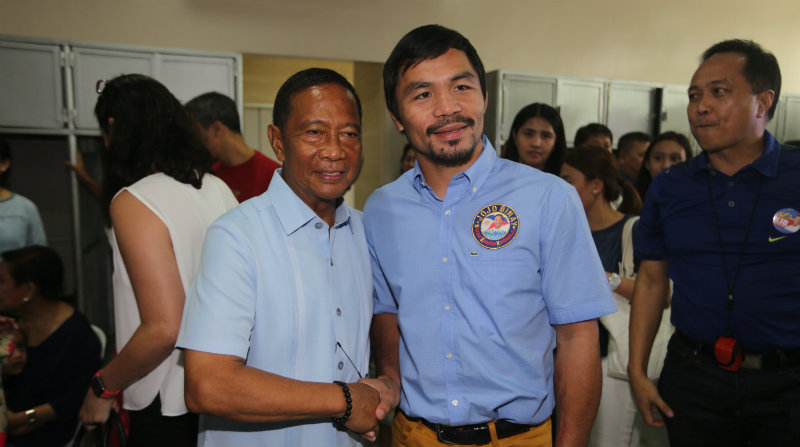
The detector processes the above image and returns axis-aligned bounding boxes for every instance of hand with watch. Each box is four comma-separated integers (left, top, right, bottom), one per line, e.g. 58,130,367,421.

608,272,622,291
79,369,121,429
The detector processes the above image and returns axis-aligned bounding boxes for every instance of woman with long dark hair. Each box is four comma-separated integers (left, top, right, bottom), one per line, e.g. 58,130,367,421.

502,103,567,175
635,132,692,199
78,74,237,445
562,147,669,446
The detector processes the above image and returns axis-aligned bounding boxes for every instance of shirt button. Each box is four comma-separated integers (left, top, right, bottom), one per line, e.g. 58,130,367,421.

728,201,735,207
336,308,342,316
446,353,453,359
445,210,451,216
452,399,459,407
471,187,477,193
727,181,735,187
315,222,323,229
444,305,451,311
338,361,344,370
442,257,448,263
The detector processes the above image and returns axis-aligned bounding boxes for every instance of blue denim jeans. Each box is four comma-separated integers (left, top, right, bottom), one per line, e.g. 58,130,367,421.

658,334,800,446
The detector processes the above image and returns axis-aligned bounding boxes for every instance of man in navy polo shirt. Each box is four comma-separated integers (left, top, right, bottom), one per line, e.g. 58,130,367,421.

629,39,800,445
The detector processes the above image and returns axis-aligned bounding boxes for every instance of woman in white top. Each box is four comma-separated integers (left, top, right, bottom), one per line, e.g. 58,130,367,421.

78,74,237,446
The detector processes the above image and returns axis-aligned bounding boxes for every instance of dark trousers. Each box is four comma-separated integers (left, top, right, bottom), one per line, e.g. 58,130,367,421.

658,334,800,446
128,395,199,447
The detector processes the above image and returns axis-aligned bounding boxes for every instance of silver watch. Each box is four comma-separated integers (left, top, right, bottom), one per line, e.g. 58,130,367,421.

608,272,621,291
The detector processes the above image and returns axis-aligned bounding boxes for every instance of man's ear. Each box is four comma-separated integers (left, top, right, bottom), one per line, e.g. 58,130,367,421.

756,89,775,119
209,120,227,138
267,124,286,162
389,112,405,133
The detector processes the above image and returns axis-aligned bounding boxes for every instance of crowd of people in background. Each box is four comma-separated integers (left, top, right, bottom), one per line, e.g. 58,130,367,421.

0,22,798,447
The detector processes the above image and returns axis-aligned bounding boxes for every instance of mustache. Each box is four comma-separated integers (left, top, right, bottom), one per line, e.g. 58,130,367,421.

426,116,475,136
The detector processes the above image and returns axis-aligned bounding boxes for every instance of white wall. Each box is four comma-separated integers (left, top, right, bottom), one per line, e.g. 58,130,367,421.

1,0,799,92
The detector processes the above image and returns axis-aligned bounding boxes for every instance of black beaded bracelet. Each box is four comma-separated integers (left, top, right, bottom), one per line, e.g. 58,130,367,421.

332,381,352,431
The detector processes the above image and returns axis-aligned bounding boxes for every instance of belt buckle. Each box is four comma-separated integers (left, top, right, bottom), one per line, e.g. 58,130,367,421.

741,353,763,369
434,424,459,445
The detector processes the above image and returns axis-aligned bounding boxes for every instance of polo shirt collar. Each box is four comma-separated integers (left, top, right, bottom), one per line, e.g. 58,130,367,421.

689,131,781,178
411,135,496,195
269,168,351,235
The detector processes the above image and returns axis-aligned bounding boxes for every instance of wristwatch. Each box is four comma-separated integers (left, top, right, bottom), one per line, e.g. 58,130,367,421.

25,408,36,425
91,370,122,399
608,272,621,291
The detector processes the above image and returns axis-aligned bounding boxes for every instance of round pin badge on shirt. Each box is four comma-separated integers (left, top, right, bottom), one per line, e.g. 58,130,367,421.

472,204,519,249
772,208,800,234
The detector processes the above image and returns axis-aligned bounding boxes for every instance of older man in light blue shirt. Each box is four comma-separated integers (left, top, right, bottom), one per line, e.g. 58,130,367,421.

177,68,381,446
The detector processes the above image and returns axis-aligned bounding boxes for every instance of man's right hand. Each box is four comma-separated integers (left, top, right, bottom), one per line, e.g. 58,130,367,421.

342,382,381,438
630,372,673,427
359,375,401,420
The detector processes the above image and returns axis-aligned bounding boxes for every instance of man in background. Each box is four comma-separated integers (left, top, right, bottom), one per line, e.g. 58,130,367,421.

186,92,280,202
574,123,613,151
616,131,651,184
630,39,800,446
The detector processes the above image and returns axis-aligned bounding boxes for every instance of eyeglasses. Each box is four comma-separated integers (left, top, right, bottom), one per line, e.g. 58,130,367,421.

96,79,107,94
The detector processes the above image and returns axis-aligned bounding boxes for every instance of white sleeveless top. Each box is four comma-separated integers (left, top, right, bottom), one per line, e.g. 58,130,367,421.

109,173,237,415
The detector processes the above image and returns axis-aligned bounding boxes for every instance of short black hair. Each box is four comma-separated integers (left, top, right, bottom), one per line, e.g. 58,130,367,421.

702,39,781,119
185,92,242,134
617,131,652,157
383,24,486,120
2,245,64,300
574,123,613,148
0,138,10,188
502,103,567,176
273,68,362,133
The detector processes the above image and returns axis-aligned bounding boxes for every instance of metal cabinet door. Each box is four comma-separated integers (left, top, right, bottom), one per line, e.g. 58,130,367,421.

0,41,64,129
71,47,153,129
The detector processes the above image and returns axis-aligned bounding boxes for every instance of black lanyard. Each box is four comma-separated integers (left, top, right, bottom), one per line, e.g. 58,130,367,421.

706,170,763,318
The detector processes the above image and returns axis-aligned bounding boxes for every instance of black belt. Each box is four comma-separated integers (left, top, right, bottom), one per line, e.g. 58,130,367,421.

403,411,535,445
674,331,800,370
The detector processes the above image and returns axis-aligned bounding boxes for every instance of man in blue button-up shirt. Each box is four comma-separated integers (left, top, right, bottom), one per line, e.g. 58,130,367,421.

630,40,800,446
364,25,616,447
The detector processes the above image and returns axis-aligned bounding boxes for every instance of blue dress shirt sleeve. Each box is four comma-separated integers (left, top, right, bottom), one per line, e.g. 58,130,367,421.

178,220,257,359
539,184,617,324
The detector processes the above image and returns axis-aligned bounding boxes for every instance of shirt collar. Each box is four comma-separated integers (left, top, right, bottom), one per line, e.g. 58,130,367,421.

268,168,351,235
411,135,497,195
689,130,781,178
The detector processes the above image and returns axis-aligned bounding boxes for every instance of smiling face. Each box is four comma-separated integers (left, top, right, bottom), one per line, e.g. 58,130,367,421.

646,140,687,178
268,83,362,217
687,52,772,155
390,48,487,168
514,117,555,171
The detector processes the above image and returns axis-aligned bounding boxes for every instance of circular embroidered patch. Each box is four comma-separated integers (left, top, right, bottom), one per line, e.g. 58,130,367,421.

773,208,800,234
472,204,519,249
